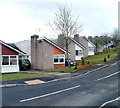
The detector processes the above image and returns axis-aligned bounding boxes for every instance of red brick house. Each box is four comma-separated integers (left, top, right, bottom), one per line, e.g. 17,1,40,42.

0,40,25,73
31,35,67,70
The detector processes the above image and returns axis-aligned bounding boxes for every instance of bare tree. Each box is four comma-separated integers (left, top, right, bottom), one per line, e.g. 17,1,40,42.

48,4,82,67
111,28,120,46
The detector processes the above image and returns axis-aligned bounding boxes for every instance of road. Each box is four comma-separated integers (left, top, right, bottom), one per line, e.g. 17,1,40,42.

2,60,120,107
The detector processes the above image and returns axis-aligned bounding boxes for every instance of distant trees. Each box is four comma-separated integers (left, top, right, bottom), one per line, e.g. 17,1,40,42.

88,29,120,53
48,4,82,67
111,28,120,46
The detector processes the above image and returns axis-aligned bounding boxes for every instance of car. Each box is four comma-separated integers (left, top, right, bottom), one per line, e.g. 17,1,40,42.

19,59,31,71
65,59,75,66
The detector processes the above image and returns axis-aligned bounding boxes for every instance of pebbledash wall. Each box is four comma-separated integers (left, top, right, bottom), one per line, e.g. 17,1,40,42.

78,37,88,57
68,41,76,61
57,34,85,61
15,40,31,61
36,38,54,70
31,35,65,70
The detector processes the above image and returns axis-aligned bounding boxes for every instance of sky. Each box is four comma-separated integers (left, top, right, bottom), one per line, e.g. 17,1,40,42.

0,0,119,43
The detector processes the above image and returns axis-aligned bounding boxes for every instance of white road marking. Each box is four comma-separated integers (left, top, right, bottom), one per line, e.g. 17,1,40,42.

72,61,119,79
99,97,120,108
20,85,80,103
110,62,117,66
95,71,120,81
72,65,109,79
72,60,120,78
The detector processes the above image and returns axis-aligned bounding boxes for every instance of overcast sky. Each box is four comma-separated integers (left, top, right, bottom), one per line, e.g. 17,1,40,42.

0,0,119,43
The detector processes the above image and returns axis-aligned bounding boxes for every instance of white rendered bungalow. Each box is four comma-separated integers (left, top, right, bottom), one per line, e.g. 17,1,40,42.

69,38,86,60
88,39,96,56
76,35,96,57
0,40,26,73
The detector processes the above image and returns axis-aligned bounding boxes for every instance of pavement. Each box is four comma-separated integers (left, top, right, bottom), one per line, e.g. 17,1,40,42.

0,55,119,88
0,71,72,87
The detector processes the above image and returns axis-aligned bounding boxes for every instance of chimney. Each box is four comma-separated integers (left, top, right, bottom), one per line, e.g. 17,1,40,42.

57,34,65,48
74,34,79,42
31,34,39,69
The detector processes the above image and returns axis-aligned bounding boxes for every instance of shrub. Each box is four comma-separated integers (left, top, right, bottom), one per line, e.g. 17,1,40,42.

103,58,107,62
81,58,85,65
87,61,90,64
74,62,79,70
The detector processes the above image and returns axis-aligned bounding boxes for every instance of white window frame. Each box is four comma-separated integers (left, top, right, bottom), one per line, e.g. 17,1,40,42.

2,55,18,66
53,54,65,64
88,47,94,52
76,50,83,56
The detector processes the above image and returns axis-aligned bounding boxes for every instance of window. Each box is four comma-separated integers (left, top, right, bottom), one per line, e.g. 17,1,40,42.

59,58,64,62
76,50,83,56
2,56,9,65
19,56,22,59
2,55,18,65
89,47,94,52
10,56,17,65
53,55,65,64
54,55,59,63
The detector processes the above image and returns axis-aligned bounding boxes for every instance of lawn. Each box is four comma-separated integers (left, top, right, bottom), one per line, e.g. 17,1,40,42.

44,48,118,73
0,73,55,81
76,48,118,65
44,66,75,73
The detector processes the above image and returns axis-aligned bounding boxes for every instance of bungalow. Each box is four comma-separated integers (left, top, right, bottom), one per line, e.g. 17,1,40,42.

68,37,86,61
74,35,96,57
31,35,67,70
0,40,26,73
107,41,114,48
57,34,85,61
98,43,104,52
15,40,31,61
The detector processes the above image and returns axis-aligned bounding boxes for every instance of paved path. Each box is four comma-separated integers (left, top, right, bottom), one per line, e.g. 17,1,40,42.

20,70,71,77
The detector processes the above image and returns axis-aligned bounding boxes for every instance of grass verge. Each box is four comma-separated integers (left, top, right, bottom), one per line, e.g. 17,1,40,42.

44,66,75,73
44,48,118,72
0,73,55,81
76,48,118,65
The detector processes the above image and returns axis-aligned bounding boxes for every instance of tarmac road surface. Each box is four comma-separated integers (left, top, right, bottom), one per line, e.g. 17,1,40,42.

2,60,120,107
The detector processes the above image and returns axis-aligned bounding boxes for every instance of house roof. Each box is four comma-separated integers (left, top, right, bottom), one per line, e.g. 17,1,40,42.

82,36,96,47
70,38,86,50
0,40,26,55
38,37,69,54
98,39,106,46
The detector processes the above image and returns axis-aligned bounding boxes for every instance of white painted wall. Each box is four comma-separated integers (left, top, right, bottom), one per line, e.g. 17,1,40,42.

75,44,83,60
2,66,19,73
88,42,94,55
1,55,19,73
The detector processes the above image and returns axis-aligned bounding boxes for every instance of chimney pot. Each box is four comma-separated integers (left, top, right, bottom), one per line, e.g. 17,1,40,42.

74,34,79,42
